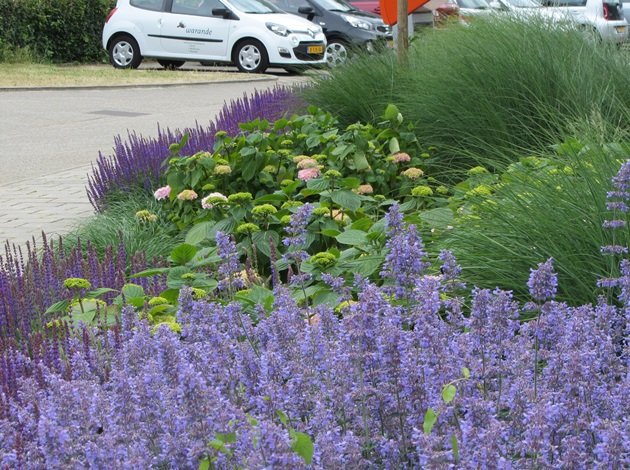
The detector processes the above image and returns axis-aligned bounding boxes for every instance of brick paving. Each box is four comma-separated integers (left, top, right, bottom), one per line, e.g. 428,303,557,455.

0,165,94,250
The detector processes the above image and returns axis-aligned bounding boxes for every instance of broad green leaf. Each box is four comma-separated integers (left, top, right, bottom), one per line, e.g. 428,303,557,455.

353,151,370,171
399,199,417,212
343,255,384,277
122,283,145,299
45,299,70,314
252,230,280,258
241,156,264,182
335,229,368,246
198,457,210,470
85,288,117,299
313,289,339,307
160,288,180,303
208,218,237,240
69,309,97,326
306,178,329,191
320,228,341,238
273,118,289,130
130,267,170,278
290,431,314,465
388,137,400,154
442,384,457,404
170,244,198,265
306,135,320,148
239,146,256,157
215,432,236,444
351,217,373,232
126,296,146,309
331,190,361,212
423,408,438,435
461,367,471,379
185,221,216,245
383,103,400,121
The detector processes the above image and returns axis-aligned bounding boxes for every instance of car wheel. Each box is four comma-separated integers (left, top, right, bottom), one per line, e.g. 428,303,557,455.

234,39,269,73
325,40,349,67
109,34,142,69
157,60,185,70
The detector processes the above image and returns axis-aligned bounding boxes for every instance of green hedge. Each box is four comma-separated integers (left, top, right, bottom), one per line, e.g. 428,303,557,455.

0,0,115,62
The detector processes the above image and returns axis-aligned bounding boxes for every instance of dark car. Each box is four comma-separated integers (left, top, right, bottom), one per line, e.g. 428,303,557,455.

277,0,392,66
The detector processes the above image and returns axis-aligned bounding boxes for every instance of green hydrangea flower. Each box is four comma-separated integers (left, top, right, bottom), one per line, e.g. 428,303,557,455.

236,223,261,235
309,251,337,269
148,296,169,306
411,186,434,197
181,273,196,280
312,207,330,216
263,165,276,173
201,183,216,191
281,201,303,209
251,204,278,218
214,165,232,175
228,192,253,204
191,288,207,300
324,170,342,179
280,215,292,225
436,185,449,195
153,321,181,334
465,184,494,199
280,179,294,188
63,277,91,290
214,158,229,166
467,166,489,176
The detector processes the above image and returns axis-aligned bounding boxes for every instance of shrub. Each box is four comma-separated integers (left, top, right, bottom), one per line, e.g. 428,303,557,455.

0,0,114,63
87,86,306,211
303,17,630,173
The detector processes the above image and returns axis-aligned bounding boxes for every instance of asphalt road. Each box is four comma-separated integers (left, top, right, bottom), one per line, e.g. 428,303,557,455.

0,72,310,185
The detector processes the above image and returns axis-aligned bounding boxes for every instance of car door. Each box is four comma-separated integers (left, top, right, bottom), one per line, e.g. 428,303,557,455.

128,0,168,54
160,0,232,59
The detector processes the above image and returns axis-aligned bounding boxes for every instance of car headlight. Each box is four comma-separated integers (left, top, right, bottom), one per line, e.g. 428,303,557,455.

341,14,373,30
266,22,291,37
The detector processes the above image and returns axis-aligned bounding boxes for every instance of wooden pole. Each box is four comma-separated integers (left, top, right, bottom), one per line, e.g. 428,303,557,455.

396,0,409,61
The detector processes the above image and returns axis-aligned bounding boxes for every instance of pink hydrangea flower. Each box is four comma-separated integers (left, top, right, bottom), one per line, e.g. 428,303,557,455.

298,167,321,181
154,185,171,201
177,189,198,201
392,152,411,163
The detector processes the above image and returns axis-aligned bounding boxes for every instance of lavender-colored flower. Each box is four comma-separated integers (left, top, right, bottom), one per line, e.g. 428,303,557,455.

215,231,244,292
527,258,557,302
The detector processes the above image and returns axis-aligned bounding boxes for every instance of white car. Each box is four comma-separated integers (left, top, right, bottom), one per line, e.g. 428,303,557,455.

540,0,628,43
103,0,327,73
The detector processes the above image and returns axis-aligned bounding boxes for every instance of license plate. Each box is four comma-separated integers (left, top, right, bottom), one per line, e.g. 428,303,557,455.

307,45,323,54
615,25,627,33
387,39,394,49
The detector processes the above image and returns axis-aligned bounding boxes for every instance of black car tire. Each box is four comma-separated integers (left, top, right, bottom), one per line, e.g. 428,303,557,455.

157,59,186,69
109,34,142,69
325,40,349,67
233,39,269,73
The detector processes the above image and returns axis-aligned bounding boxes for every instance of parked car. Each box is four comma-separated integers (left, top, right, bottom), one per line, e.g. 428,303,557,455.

350,0,461,31
278,0,392,66
539,0,628,43
454,0,494,18
102,0,327,73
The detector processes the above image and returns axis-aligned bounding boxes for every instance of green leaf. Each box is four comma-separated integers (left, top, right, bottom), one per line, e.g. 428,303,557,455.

342,255,384,277
331,190,361,212
215,432,236,444
388,137,400,154
185,221,216,245
423,408,438,435
442,384,457,404
335,229,368,246
198,457,210,470
122,283,145,299
290,431,314,465
353,151,370,171
160,288,181,303
239,146,256,157
255,193,288,204
85,288,117,299
383,103,400,121
252,230,280,258
420,207,454,229
276,410,288,426
320,228,341,238
130,267,170,278
45,299,70,315
461,367,471,379
313,289,339,307
170,244,198,265
340,177,361,189
351,217,373,232
451,434,459,463
306,135,321,148
306,178,329,191
399,199,417,212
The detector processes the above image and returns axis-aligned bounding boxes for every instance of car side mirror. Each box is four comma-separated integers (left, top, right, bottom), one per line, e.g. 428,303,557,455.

212,8,233,18
297,6,315,20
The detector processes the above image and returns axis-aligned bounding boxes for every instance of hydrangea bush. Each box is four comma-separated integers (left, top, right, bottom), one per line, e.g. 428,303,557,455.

87,86,305,211
0,206,628,467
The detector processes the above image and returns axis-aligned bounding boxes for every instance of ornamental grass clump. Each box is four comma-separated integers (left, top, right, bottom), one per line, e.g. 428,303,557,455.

87,86,305,211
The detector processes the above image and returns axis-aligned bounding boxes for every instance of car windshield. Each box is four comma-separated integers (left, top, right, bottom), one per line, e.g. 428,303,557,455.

228,0,284,13
507,0,541,7
458,0,490,7
314,0,355,12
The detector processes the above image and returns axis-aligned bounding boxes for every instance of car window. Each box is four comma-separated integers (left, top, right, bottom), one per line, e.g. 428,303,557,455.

130,0,165,11
172,0,226,16
228,0,285,13
457,0,490,7
282,0,311,11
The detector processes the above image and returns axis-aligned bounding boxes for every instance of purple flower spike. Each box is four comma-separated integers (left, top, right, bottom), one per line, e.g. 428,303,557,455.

527,258,558,302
